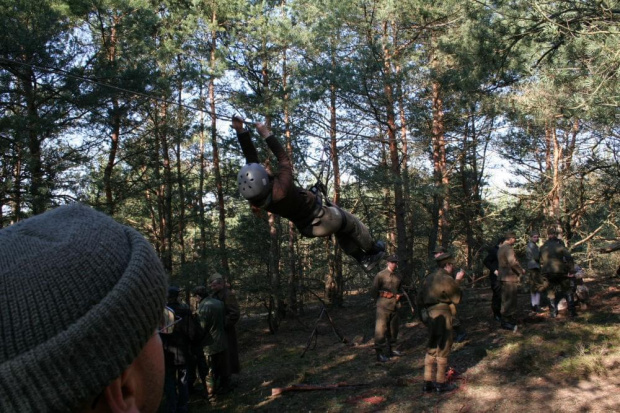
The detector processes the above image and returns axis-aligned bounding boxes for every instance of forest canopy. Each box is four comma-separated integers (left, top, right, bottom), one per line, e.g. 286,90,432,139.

1,0,618,319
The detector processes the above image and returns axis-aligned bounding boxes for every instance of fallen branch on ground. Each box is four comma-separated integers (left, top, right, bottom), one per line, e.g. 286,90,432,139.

271,382,368,396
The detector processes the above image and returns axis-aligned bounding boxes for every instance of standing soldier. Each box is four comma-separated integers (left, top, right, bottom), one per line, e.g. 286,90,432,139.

498,231,525,331
540,227,576,317
209,273,241,385
371,255,402,362
433,247,467,342
196,294,229,398
418,252,465,392
187,286,210,396
526,231,545,313
162,286,202,413
483,237,504,321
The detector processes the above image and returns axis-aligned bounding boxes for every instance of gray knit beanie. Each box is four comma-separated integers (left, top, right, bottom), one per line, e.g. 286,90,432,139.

0,204,168,412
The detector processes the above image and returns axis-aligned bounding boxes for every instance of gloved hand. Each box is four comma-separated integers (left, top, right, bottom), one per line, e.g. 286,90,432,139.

255,122,272,139
231,114,246,133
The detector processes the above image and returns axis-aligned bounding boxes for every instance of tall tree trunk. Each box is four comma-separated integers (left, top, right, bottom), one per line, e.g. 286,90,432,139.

326,42,344,306
159,102,174,272
175,58,186,266
550,124,562,221
396,62,413,275
13,135,23,222
197,65,207,257
382,23,409,282
430,80,448,254
104,100,120,215
22,69,45,215
261,56,283,332
209,20,230,278
102,21,120,216
152,108,165,258
281,41,299,316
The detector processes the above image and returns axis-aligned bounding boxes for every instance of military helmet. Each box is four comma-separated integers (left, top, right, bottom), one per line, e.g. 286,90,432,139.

238,163,270,201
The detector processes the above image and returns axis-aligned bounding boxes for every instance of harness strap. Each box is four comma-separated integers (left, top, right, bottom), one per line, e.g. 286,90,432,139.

293,195,323,234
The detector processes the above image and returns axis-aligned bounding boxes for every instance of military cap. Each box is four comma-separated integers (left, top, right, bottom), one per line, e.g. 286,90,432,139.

435,252,454,267
386,254,399,262
208,272,224,284
432,246,446,255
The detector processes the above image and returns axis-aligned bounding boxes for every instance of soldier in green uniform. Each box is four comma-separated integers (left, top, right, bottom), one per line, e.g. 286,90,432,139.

498,231,525,331
540,226,576,317
432,246,467,342
418,252,465,392
371,255,402,362
209,273,241,387
196,294,228,398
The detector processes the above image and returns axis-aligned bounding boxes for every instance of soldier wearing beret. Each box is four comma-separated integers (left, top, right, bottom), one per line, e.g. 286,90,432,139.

371,254,402,362
418,252,465,392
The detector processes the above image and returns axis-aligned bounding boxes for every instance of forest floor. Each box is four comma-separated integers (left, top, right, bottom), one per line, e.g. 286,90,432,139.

187,273,620,412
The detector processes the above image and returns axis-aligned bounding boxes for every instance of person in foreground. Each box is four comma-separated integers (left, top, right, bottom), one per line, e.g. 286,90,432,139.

418,252,465,393
232,115,385,271
0,204,168,412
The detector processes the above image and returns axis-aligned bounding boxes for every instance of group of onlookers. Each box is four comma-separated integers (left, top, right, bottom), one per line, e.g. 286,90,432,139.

161,274,241,412
484,226,587,332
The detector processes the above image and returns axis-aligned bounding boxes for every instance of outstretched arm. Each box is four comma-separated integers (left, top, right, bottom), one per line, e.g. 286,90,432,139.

255,122,294,202
232,115,260,164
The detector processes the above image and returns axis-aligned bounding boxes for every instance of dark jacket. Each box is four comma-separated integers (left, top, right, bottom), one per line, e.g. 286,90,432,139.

212,288,241,374
483,245,499,275
197,298,227,356
161,301,203,367
237,130,317,226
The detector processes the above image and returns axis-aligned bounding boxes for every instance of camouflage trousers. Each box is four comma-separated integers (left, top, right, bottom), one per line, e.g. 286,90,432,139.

546,277,572,302
528,268,548,293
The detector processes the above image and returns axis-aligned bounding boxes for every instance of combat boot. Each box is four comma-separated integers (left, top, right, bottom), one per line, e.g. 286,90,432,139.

500,320,517,332
435,382,458,392
453,326,468,343
567,293,578,317
376,353,390,362
376,349,390,362
422,381,435,393
549,297,558,318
